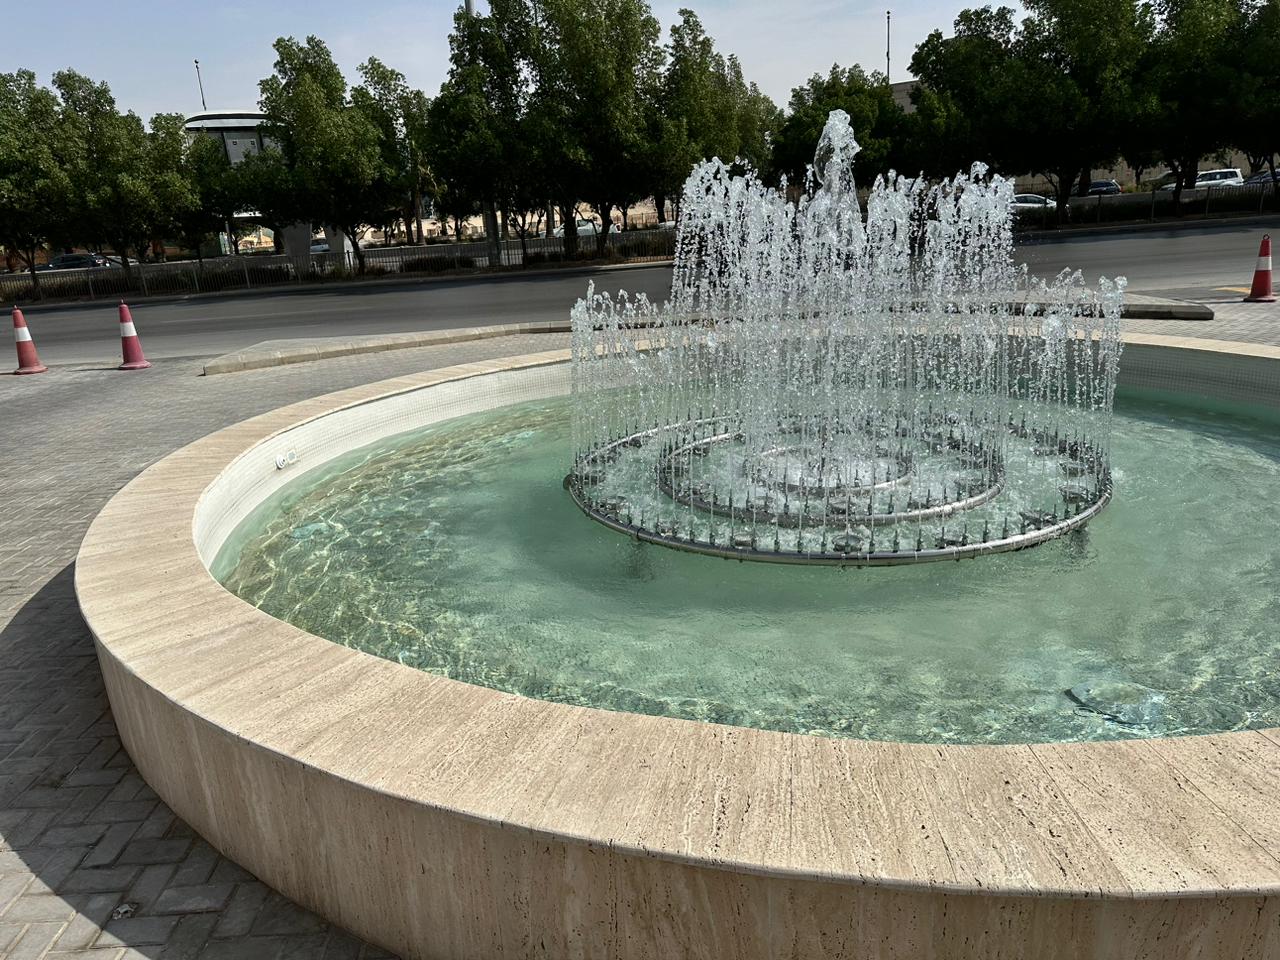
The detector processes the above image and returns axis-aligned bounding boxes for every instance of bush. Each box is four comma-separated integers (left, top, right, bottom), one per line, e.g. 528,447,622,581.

524,252,565,266
400,254,475,274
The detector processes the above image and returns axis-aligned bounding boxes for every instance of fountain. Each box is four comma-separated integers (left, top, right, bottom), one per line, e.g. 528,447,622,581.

567,110,1124,564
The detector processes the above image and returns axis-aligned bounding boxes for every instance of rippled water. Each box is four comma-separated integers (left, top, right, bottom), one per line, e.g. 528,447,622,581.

215,392,1280,744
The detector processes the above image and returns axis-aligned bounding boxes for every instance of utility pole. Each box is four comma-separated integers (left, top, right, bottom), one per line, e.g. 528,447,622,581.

885,12,891,84
193,59,208,110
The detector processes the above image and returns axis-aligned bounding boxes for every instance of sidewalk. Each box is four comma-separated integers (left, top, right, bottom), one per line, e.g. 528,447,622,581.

0,333,567,960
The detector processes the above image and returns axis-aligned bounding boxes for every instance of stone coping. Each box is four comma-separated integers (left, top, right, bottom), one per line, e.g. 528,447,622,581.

77,337,1280,913
201,295,1213,376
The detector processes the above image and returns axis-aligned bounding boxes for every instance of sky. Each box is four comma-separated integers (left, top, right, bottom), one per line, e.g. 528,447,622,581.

3,0,983,121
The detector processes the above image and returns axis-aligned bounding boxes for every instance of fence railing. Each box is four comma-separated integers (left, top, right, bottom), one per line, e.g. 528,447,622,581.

1013,181,1280,230
0,227,678,305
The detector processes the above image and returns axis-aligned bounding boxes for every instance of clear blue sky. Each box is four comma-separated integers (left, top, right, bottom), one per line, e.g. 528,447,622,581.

4,0,984,121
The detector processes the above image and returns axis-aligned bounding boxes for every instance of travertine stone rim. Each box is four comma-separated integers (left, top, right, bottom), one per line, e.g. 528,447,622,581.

77,335,1280,903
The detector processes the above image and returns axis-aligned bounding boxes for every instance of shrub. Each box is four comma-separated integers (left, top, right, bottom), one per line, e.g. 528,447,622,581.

400,255,475,274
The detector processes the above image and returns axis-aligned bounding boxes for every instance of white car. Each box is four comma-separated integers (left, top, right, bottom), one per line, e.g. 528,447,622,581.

1196,168,1245,188
1012,194,1057,212
1160,169,1245,191
553,219,601,238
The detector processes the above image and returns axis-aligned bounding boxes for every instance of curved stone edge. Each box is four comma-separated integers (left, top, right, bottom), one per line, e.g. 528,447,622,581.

75,338,1280,958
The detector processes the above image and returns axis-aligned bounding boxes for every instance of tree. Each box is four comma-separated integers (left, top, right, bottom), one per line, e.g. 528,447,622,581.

52,72,197,280
648,11,779,215
1127,0,1250,206
178,133,248,258
0,70,75,297
352,58,434,245
910,0,1151,220
772,65,908,187
1234,0,1279,196
427,6,531,257
258,36,394,272
531,0,663,255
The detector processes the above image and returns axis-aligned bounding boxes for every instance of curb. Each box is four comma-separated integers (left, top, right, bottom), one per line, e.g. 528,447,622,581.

1122,301,1213,321
202,298,1214,376
202,322,572,375
8,259,674,315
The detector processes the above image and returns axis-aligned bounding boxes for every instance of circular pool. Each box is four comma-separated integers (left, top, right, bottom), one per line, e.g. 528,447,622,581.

214,389,1280,746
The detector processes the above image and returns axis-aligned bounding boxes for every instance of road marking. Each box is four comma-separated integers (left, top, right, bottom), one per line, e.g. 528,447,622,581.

1214,286,1252,293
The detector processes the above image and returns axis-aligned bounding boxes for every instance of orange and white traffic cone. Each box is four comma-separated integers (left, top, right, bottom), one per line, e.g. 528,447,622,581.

11,307,48,375
117,301,151,370
1245,234,1276,303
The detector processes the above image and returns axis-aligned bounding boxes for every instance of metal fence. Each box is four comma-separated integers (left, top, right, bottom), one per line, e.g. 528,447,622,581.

0,227,678,305
1014,182,1280,230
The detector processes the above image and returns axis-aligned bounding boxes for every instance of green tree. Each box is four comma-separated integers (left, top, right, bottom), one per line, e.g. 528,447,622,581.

1233,0,1278,195
772,65,907,187
0,70,75,297
352,58,434,245
178,133,249,258
258,36,393,272
648,11,779,216
1144,0,1244,198
53,71,197,280
532,0,663,255
428,5,537,256
911,0,1151,218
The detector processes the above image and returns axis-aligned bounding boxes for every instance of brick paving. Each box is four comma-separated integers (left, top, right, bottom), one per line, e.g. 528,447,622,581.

0,333,565,960
1,299,1277,960
1123,297,1280,345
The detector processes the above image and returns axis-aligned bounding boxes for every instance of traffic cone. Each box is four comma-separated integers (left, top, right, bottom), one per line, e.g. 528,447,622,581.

117,301,151,370
1245,234,1276,303
11,307,48,375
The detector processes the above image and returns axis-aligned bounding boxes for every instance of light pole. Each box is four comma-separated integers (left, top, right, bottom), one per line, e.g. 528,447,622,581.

193,59,208,111
885,11,891,84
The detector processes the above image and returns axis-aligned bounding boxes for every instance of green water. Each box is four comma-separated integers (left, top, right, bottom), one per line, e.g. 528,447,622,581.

215,393,1280,744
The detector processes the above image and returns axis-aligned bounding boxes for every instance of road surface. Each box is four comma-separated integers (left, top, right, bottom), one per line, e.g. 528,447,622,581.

16,218,1277,365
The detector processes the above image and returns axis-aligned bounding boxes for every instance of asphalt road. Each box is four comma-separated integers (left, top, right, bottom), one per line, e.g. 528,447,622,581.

15,217,1278,366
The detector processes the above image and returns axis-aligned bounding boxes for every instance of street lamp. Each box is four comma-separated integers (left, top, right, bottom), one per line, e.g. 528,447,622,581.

194,59,208,111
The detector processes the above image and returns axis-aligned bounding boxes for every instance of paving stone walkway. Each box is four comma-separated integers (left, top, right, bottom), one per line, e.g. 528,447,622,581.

1124,297,1280,345
0,334,565,960
1,300,1277,960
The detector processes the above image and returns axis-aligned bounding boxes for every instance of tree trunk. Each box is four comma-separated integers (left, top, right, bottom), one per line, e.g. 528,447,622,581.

412,184,424,244
1268,155,1279,201
346,227,366,273
594,201,611,257
1054,168,1074,225
559,202,578,257
1182,156,1198,191
1076,167,1090,197
117,243,133,286
25,246,41,300
655,192,667,224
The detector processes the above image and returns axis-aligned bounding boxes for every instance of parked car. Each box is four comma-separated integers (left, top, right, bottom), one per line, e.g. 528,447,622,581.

1012,194,1057,213
553,218,601,238
1243,170,1276,186
47,252,112,270
1084,179,1121,196
1196,168,1245,188
1159,168,1246,191
104,255,139,268
310,241,330,254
